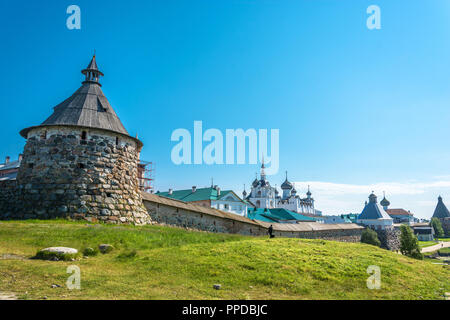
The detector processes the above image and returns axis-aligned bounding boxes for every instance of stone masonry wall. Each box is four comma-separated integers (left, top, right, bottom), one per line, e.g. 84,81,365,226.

143,199,362,242
0,180,18,218
376,228,401,251
0,126,151,225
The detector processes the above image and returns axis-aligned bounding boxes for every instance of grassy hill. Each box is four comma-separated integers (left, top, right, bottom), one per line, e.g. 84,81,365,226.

0,220,448,300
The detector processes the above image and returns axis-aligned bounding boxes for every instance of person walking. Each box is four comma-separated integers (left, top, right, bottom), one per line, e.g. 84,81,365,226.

268,225,274,238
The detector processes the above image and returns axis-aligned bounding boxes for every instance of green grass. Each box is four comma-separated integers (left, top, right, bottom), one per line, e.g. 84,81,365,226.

0,220,448,300
419,241,439,248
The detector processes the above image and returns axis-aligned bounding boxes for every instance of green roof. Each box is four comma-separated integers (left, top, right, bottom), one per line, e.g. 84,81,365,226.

247,208,316,223
156,187,239,203
246,211,279,223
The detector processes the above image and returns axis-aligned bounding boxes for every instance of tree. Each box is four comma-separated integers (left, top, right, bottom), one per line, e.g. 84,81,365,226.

361,228,381,247
399,225,423,260
431,218,444,238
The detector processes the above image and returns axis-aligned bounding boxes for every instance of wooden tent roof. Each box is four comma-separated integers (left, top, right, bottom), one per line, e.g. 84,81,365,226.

20,56,135,141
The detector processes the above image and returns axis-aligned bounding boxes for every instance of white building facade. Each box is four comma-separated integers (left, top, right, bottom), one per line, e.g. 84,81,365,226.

244,163,316,215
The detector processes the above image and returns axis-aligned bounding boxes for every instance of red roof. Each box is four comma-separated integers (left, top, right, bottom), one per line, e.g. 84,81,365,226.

386,208,413,216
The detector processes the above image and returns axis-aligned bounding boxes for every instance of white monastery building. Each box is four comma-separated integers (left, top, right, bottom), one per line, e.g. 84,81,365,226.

243,162,317,215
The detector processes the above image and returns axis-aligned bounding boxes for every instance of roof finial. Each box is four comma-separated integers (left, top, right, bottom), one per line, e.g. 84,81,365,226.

82,54,104,86
260,154,266,179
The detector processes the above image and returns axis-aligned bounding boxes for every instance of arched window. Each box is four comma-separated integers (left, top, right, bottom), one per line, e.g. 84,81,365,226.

257,191,262,197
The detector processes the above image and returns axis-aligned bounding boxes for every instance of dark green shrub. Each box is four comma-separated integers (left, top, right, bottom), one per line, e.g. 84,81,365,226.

399,225,423,260
361,228,381,247
431,218,444,238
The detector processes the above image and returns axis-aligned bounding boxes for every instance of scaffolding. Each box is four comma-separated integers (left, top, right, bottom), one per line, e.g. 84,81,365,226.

137,161,154,193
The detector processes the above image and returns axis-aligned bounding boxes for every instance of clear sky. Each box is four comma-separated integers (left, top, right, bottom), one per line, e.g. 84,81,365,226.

1,1,450,218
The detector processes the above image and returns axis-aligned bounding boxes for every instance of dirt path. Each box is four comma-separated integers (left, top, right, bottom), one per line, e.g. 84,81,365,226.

421,241,450,253
0,292,18,300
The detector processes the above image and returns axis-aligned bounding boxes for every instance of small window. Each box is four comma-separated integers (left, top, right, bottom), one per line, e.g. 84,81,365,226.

28,163,34,169
41,131,47,140
115,137,119,146
77,163,85,169
81,131,87,140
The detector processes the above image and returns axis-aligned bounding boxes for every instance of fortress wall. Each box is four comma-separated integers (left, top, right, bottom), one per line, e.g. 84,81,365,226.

142,193,363,242
0,180,18,219
1,174,362,242
1,126,150,225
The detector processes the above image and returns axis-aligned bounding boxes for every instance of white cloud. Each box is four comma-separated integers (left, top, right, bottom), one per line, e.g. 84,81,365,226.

291,179,450,218
293,180,450,196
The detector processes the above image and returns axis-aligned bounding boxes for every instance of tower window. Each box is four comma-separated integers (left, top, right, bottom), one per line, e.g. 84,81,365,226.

41,131,47,140
77,163,85,169
116,137,119,146
28,163,34,169
81,131,87,140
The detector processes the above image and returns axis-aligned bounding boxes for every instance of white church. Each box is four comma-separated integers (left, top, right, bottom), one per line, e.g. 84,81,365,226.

243,162,317,215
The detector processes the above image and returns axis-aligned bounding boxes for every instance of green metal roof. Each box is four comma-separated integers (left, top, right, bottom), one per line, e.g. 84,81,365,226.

247,208,316,223
156,187,238,202
246,210,279,223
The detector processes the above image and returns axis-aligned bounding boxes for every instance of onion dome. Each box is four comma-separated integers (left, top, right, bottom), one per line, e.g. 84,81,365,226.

252,175,259,188
306,185,312,197
291,188,297,195
359,192,392,220
281,171,293,190
380,192,390,207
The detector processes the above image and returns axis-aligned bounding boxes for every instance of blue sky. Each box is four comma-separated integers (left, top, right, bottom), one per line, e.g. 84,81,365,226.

1,1,450,218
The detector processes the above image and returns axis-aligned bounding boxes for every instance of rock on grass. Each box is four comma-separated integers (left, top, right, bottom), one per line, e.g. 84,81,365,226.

35,247,80,261
99,244,114,254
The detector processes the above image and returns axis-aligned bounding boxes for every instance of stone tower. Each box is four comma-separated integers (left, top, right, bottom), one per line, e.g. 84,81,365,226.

14,55,151,225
